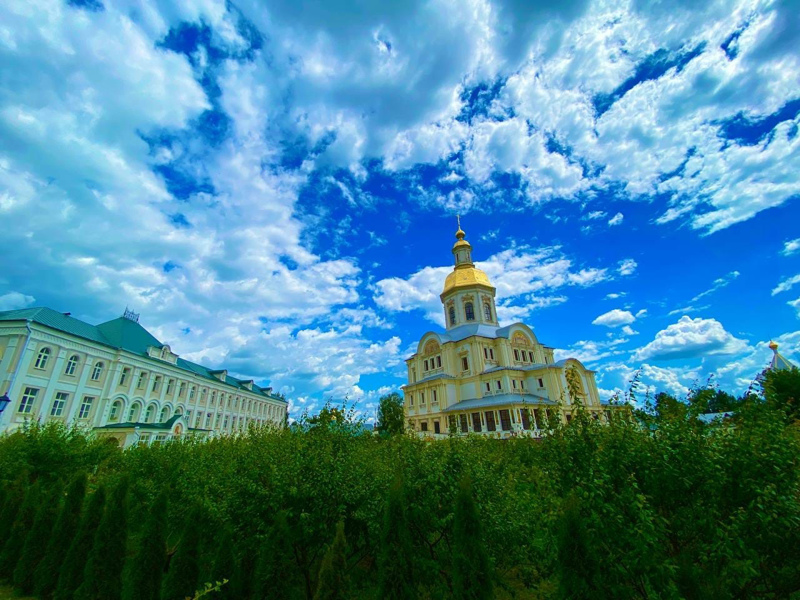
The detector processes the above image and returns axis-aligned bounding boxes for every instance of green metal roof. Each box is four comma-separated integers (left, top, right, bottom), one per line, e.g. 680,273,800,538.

0,307,285,403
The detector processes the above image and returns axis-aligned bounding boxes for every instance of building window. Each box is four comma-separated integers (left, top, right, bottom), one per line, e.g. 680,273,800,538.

19,387,38,413
65,355,79,376
152,375,161,392
424,359,428,371
514,349,519,361
166,379,174,395
489,348,494,360
484,303,491,321
144,404,155,423
434,421,441,434
78,396,94,419
538,378,544,388
90,362,104,381
485,382,491,393
485,411,496,432
420,392,425,404
437,356,442,368
449,306,456,326
432,390,438,403
120,368,130,386
512,380,517,389
408,394,413,406
459,414,468,433
195,413,202,428
128,403,141,422
34,348,51,370
465,302,475,321
483,348,488,359
179,382,186,397
51,392,69,416
139,433,151,445
205,413,212,428
215,413,222,428
154,434,167,444
471,412,482,432
223,415,229,429
137,371,147,389
110,401,121,422
421,422,428,432
159,407,170,422
496,380,502,390
461,356,469,371
189,386,195,400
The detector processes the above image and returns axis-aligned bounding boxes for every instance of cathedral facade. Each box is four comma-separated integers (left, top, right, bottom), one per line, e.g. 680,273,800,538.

403,221,609,437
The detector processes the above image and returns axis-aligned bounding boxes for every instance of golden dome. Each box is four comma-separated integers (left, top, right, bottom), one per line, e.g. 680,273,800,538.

769,340,779,351
442,266,493,295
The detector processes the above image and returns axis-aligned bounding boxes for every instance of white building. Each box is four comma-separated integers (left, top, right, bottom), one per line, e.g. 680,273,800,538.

0,307,287,447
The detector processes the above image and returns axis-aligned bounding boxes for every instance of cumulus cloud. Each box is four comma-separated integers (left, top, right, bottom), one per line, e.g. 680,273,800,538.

592,308,635,327
634,315,748,361
772,274,800,296
0,291,35,311
617,259,637,276
607,212,624,226
782,239,800,256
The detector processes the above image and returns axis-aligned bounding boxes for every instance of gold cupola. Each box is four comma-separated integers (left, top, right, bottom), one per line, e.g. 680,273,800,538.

440,216,495,298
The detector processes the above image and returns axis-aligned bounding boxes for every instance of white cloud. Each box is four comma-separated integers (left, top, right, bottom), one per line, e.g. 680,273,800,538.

772,274,800,296
583,210,607,220
789,297,800,318
634,315,748,361
592,308,635,327
782,239,800,256
621,325,638,336
691,270,740,301
0,291,35,311
605,292,626,299
373,245,617,325
607,212,624,226
555,336,629,365
617,259,637,276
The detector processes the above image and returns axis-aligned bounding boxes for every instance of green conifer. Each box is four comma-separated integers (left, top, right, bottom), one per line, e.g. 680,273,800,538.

35,473,88,599
451,476,493,600
210,529,236,600
14,482,62,594
122,491,168,600
313,519,348,600
0,474,27,559
0,479,41,580
74,477,130,600
54,485,107,600
253,511,301,600
377,477,415,600
162,505,202,600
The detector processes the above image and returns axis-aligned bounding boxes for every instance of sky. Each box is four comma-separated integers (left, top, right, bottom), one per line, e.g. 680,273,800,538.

1,0,799,421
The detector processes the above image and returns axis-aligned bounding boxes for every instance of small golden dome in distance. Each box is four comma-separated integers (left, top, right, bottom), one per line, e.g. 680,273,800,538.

769,340,779,352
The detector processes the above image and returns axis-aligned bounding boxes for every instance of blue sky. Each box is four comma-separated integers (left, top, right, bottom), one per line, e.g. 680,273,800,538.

1,0,799,420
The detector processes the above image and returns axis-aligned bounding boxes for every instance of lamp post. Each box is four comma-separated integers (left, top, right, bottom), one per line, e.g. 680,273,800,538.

0,394,11,418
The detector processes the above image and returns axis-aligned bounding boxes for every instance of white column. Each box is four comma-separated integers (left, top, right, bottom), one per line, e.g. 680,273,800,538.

37,349,69,422
0,341,37,430
66,356,95,423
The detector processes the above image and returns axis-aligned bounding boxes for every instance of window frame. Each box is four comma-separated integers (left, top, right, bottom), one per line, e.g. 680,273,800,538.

90,361,103,381
34,348,51,370
51,392,69,416
19,387,38,413
65,354,79,376
78,396,94,420
464,302,475,321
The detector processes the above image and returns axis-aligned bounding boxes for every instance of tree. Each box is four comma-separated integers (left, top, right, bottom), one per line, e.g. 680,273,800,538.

210,529,235,600
162,505,202,600
75,477,130,600
655,392,687,421
0,474,28,560
253,511,301,600
451,475,492,600
0,479,41,580
762,367,800,422
54,485,107,600
14,482,62,594
377,477,415,600
556,493,599,599
376,392,406,436
122,491,168,600
313,519,348,600
35,472,88,599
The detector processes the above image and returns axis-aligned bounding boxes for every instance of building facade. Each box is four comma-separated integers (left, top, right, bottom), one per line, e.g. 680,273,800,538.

0,307,287,447
403,221,609,437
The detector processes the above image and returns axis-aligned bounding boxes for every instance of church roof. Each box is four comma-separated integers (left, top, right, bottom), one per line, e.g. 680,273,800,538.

439,323,508,342
441,266,493,295
768,341,796,371
442,392,555,412
0,307,285,403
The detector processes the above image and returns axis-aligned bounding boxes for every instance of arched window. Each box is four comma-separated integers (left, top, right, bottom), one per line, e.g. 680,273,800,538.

109,400,122,422
91,362,104,381
145,404,155,423
465,302,475,321
483,303,492,321
159,407,170,422
128,403,141,422
65,354,79,376
175,405,184,415
34,347,51,369
449,306,456,326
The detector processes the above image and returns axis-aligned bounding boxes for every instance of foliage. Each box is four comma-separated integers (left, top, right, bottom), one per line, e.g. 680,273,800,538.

313,519,348,600
762,366,800,422
377,476,415,600
1,381,799,600
0,479,41,580
162,504,202,600
35,472,88,599
122,491,167,600
53,486,107,600
13,482,61,594
376,392,406,436
74,477,129,600
452,475,493,600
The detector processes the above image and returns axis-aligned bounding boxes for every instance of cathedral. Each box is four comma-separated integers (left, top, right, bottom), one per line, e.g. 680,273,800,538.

403,220,609,437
